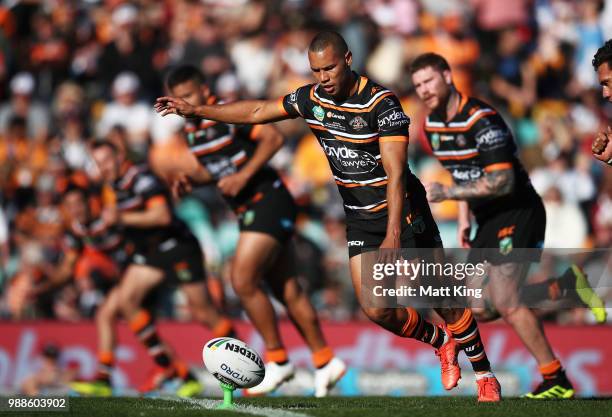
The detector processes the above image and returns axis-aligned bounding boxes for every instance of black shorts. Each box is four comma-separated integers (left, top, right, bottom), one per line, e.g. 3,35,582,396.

237,180,297,244
468,198,546,265
130,233,206,285
346,183,442,258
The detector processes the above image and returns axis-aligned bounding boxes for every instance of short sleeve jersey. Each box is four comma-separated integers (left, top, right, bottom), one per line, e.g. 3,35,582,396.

183,96,281,212
424,94,540,220
110,164,190,250
281,74,411,220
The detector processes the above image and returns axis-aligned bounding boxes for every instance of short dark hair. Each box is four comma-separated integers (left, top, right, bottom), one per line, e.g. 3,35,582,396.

409,53,451,74
91,140,117,153
166,65,206,90
593,39,612,70
309,31,348,56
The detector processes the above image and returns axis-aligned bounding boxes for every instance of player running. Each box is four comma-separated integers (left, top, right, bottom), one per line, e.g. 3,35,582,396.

72,141,235,398
410,52,606,399
156,32,501,402
161,65,346,397
591,39,612,165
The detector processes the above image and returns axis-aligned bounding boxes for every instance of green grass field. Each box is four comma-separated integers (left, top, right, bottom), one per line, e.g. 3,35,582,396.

1,397,611,417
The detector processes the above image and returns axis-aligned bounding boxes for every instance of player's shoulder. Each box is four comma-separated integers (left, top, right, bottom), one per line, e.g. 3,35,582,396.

360,77,396,104
462,96,505,129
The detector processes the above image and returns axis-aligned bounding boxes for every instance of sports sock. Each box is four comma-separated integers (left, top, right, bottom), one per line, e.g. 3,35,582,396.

129,309,172,368
519,267,576,305
212,317,236,338
265,348,289,365
312,346,334,369
400,308,445,349
95,351,114,383
540,358,563,380
447,309,491,373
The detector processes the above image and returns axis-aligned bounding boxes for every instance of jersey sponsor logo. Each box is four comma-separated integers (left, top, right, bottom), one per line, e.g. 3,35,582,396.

456,134,467,147
440,134,454,142
349,116,368,130
451,168,482,182
313,105,325,122
321,139,378,174
475,127,507,146
326,111,346,120
348,240,365,247
431,133,440,150
377,108,409,129
201,155,237,179
133,176,155,194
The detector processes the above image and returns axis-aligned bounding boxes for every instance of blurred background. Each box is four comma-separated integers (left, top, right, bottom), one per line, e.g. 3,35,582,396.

0,0,611,397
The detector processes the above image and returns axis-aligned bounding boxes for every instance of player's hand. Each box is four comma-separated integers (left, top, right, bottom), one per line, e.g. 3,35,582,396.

155,96,197,118
592,126,612,165
425,182,449,203
170,173,193,199
457,221,471,248
217,172,249,197
378,233,401,265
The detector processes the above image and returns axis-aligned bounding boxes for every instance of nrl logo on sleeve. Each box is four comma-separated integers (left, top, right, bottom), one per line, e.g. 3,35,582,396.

349,116,368,130
313,105,325,122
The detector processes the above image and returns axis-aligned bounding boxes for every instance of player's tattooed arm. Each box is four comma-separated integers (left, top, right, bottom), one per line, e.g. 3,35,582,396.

426,168,514,202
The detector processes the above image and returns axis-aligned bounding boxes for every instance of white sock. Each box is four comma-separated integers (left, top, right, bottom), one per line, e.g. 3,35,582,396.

475,371,495,380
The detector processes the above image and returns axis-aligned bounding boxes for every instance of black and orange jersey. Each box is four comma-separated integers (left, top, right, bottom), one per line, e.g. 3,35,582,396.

110,163,191,251
424,94,540,220
183,96,281,212
281,74,411,220
62,185,123,255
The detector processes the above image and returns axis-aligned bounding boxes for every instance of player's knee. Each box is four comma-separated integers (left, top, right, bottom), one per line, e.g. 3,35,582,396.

231,275,259,298
497,305,525,322
363,307,394,326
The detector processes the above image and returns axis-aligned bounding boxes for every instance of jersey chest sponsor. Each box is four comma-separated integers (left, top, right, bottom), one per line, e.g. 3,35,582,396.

320,139,378,174
198,154,237,179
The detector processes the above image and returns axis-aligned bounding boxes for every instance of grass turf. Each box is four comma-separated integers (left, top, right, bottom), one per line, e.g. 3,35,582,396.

1,396,611,417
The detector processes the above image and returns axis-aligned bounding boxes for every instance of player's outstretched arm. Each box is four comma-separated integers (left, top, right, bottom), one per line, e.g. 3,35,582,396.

154,96,290,125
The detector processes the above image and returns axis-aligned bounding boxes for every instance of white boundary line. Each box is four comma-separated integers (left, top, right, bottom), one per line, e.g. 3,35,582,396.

175,398,313,417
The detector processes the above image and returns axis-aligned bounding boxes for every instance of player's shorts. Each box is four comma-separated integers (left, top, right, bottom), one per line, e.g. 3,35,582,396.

130,233,206,285
346,182,442,258
468,197,546,265
236,180,297,244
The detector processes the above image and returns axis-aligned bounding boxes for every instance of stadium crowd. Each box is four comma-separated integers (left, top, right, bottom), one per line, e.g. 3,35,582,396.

0,0,610,324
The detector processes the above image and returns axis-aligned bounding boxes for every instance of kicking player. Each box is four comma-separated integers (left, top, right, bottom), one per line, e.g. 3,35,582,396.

73,141,235,397
156,32,501,402
591,39,612,165
162,65,346,397
411,52,606,399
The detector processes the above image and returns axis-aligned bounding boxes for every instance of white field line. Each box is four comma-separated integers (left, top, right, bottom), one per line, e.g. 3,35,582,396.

176,398,313,417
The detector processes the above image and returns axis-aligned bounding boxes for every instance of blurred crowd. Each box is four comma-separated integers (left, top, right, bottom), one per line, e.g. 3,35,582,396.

0,0,610,325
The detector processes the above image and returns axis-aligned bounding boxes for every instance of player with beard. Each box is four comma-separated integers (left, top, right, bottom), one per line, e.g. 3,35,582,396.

411,52,606,399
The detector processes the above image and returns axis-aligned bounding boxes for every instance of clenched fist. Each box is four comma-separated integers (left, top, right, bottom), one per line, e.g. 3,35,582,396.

592,126,612,166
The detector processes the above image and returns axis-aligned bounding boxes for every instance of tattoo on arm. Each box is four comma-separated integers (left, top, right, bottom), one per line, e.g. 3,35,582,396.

447,169,514,200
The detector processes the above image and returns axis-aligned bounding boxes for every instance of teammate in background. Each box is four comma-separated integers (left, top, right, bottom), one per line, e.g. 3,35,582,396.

591,39,612,165
72,141,235,398
411,52,606,399
162,65,346,397
156,32,501,402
